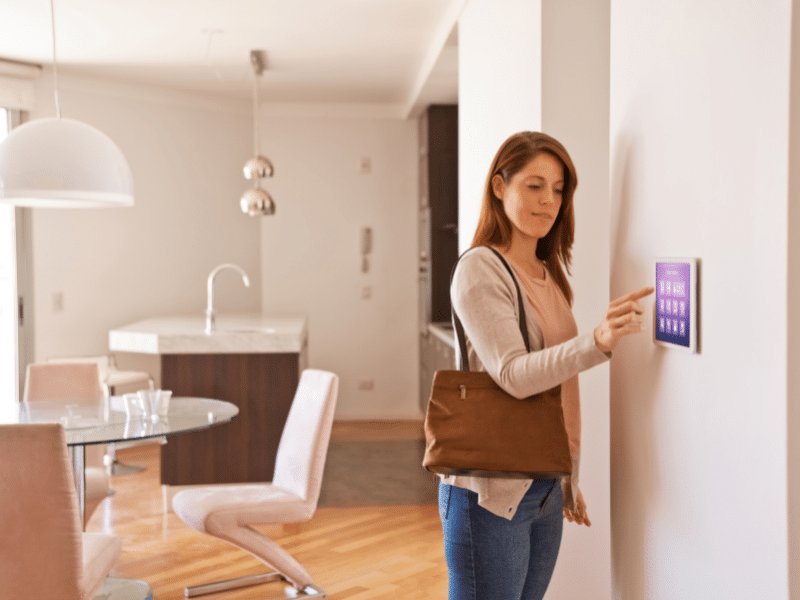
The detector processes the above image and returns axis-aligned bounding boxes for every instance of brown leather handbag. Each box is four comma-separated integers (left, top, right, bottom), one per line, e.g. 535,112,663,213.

422,248,572,479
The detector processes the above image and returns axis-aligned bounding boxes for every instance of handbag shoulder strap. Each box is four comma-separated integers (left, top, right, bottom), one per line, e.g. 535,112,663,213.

451,246,531,371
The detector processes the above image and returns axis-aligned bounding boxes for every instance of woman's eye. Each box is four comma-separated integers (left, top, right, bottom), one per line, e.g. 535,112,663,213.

528,185,541,190
555,189,564,195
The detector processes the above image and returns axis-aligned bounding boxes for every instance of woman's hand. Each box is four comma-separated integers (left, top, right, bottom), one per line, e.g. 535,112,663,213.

594,286,655,353
564,489,591,526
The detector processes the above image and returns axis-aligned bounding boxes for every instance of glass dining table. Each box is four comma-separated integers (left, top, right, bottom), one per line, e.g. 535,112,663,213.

5,396,239,522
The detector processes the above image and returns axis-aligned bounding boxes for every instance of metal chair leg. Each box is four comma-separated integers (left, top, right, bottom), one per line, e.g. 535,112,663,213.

184,571,326,598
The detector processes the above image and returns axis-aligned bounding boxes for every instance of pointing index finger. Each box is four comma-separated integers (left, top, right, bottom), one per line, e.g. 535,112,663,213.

631,286,655,300
615,286,655,305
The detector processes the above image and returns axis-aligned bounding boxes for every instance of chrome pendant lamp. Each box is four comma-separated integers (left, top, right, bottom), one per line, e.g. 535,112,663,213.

0,0,134,208
240,50,275,216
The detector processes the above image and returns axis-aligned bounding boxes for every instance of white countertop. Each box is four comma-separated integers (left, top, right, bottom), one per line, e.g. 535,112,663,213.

109,315,307,355
429,322,455,348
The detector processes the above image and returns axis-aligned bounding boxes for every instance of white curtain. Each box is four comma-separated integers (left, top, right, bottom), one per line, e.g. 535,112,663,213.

0,59,40,112
0,62,36,409
0,109,18,412
0,62,39,408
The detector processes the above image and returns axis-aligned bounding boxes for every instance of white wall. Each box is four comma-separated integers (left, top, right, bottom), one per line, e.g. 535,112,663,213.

24,71,421,421
458,0,542,253
257,113,420,420
28,71,261,382
609,1,791,598
541,2,611,599
459,1,612,597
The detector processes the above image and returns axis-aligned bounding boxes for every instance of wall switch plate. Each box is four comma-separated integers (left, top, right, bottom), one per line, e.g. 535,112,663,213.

52,292,63,312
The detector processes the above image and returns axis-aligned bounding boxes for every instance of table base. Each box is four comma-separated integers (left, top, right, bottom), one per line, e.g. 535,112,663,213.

93,577,153,600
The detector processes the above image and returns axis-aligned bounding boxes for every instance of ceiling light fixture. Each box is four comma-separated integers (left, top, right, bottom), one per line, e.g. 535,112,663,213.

0,0,134,208
240,49,275,217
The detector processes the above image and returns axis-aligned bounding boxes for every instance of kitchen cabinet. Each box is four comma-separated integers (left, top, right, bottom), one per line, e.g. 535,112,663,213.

419,323,455,413
419,104,458,413
419,104,458,325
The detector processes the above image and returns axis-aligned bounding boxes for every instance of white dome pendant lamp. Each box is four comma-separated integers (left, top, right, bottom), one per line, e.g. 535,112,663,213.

0,0,134,208
240,50,275,217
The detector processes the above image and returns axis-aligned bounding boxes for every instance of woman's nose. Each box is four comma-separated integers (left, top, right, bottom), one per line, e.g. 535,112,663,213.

540,190,555,204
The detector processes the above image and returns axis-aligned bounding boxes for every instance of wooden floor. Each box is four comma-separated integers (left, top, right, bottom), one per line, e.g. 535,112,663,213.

88,424,447,599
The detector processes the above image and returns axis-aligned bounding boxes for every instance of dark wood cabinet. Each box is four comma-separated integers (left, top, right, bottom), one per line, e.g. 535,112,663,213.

424,104,459,323
419,104,458,412
159,353,300,485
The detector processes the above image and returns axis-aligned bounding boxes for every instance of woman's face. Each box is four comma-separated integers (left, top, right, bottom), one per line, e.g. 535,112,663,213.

493,152,564,244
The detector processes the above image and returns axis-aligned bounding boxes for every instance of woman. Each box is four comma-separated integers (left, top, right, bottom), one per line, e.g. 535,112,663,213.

439,131,652,599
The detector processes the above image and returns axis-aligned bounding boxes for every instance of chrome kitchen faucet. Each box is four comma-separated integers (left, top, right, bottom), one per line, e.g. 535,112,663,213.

206,263,250,334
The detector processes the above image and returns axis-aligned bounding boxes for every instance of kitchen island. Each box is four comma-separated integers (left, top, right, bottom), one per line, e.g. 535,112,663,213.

109,315,308,485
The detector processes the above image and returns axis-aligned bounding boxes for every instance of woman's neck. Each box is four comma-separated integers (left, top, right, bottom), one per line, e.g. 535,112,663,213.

500,236,545,279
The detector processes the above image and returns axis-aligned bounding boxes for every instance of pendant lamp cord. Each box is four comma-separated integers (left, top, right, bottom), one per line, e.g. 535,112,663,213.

252,65,259,158
50,0,61,119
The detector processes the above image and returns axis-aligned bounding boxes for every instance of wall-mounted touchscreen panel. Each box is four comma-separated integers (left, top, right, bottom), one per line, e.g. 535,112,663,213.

654,258,698,353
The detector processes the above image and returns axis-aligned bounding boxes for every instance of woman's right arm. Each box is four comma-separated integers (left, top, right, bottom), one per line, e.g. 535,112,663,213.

593,287,654,352
452,249,609,399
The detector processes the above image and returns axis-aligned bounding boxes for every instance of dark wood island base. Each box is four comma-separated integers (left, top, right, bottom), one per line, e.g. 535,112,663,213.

159,353,300,485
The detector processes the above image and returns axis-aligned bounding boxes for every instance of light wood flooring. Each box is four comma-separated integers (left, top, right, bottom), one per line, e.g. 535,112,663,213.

87,422,447,599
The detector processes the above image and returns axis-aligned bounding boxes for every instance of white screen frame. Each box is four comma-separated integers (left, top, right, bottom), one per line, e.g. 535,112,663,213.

654,257,698,353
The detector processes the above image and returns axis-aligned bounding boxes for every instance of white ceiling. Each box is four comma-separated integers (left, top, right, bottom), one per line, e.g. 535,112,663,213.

0,0,460,116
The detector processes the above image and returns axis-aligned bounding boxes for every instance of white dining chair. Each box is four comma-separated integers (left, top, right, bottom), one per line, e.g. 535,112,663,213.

172,369,339,598
46,354,157,475
23,362,113,525
0,423,123,600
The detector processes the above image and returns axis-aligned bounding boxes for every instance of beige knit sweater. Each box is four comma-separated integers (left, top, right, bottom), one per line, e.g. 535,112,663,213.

441,246,610,520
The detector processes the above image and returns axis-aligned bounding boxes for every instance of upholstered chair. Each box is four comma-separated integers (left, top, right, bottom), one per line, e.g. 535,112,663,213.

173,369,339,598
46,354,157,475
23,362,113,524
0,423,122,599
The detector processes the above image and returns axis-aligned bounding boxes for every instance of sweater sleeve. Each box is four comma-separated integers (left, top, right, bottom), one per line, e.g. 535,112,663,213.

451,247,609,399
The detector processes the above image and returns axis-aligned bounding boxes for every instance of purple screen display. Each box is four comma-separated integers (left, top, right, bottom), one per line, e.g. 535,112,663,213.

655,262,691,348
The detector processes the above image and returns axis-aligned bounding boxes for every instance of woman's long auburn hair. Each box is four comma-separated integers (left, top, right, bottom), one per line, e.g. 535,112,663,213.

471,131,577,305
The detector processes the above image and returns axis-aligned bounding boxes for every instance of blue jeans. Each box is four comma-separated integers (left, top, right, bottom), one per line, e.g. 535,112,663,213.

439,480,563,600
